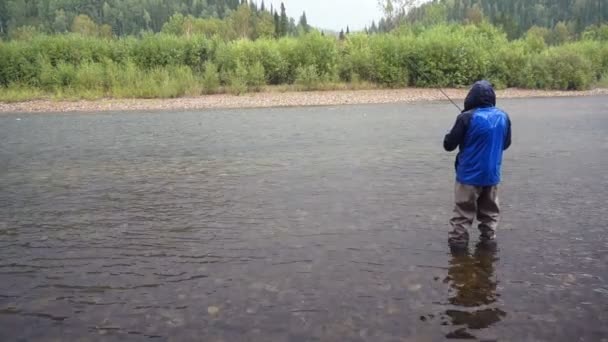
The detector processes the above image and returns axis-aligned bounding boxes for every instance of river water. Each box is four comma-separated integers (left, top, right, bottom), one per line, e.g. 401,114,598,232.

1,97,607,341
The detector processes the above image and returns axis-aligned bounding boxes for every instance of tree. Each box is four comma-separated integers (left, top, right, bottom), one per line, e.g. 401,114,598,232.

230,4,253,38
370,20,378,33
273,11,280,36
527,25,551,45
0,0,8,35
71,14,98,36
143,10,152,31
99,24,113,38
339,29,345,40
289,17,296,34
7,0,27,33
378,0,417,22
53,10,69,33
524,26,548,52
465,4,484,25
162,13,186,35
298,11,309,33
379,0,395,21
346,25,350,34
255,11,275,38
378,18,389,32
260,0,265,12
420,3,447,26
279,2,288,36
551,21,571,44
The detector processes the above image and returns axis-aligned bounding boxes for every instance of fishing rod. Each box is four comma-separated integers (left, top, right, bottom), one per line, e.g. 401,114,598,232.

404,57,463,112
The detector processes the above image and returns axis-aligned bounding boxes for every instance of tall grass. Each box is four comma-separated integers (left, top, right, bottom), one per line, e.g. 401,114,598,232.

1,24,607,101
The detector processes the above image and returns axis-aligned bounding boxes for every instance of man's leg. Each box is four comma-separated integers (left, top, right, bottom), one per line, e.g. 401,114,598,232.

449,182,479,247
477,186,500,241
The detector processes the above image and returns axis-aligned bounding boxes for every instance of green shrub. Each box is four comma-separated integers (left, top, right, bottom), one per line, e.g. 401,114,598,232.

488,41,528,88
368,35,409,87
201,61,220,94
74,62,106,92
408,24,497,87
523,48,594,90
228,63,248,95
596,72,608,88
295,65,321,90
339,34,373,82
1,23,607,101
55,62,77,87
246,61,266,92
543,48,593,90
279,32,338,84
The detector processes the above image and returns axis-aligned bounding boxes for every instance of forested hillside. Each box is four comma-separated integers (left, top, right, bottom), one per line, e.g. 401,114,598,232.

376,0,607,39
0,0,308,38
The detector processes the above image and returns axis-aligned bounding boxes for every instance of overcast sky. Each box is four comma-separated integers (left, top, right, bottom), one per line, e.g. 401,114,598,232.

265,0,384,32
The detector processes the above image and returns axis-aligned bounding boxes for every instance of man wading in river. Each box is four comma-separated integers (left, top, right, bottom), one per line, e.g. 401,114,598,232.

443,80,511,250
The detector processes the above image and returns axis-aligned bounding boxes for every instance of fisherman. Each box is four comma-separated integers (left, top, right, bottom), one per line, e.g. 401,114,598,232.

443,80,512,250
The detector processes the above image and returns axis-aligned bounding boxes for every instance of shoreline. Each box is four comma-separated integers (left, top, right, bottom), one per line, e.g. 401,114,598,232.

1,87,607,113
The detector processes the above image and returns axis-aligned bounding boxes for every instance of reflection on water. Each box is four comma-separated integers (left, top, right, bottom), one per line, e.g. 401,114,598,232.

444,243,507,339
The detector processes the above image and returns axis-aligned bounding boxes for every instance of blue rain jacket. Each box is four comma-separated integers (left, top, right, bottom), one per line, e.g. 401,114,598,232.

443,81,512,186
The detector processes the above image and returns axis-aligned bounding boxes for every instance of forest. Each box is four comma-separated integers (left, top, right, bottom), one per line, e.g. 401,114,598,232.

0,0,308,38
0,0,607,101
377,0,607,39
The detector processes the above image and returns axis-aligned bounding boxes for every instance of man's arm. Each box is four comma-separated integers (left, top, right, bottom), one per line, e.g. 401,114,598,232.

444,112,471,152
503,115,512,150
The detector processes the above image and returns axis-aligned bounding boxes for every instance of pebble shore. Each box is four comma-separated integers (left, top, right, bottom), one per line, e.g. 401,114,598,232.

1,87,607,113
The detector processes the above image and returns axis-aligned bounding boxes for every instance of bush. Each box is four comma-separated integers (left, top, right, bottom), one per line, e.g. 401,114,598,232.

295,65,321,90
74,62,106,91
246,61,266,92
367,34,409,87
408,24,497,87
279,32,338,84
339,34,373,83
522,47,594,90
1,23,608,101
201,61,220,94
488,41,528,88
228,63,248,95
55,63,77,87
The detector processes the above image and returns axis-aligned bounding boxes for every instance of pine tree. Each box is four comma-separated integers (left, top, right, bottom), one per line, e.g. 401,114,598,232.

279,2,288,36
274,11,280,36
339,29,345,40
299,11,309,32
260,0,265,12
346,25,350,34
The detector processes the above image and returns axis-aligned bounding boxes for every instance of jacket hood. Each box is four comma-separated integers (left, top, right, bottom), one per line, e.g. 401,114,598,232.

463,80,496,112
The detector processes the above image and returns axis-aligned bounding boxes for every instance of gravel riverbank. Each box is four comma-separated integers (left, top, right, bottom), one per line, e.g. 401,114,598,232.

1,87,607,113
